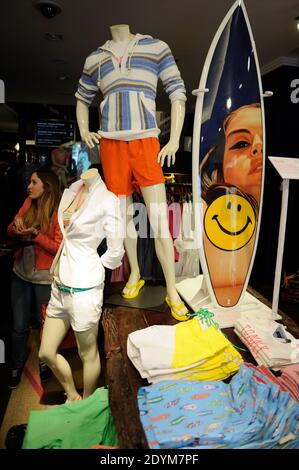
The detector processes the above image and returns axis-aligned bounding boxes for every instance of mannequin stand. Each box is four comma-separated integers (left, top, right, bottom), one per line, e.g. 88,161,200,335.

176,274,281,328
268,156,299,316
106,284,167,312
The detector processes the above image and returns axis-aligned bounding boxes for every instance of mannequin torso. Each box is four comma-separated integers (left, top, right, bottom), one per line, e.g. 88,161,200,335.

63,169,99,228
52,146,69,165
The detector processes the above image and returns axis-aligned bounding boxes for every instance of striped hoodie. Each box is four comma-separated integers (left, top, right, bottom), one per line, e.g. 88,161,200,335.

75,34,186,141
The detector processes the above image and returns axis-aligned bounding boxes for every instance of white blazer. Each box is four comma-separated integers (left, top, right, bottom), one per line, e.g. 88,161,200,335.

51,176,125,288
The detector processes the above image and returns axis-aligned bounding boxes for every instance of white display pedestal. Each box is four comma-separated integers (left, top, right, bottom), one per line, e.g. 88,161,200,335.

268,156,299,317
176,275,279,328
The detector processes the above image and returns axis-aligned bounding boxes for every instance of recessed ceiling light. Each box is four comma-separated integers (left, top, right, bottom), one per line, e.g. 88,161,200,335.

34,1,62,19
56,75,69,81
45,32,63,41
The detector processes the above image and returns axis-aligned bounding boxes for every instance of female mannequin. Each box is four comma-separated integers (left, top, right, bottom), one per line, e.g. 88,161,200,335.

51,143,71,189
76,25,188,320
39,168,124,401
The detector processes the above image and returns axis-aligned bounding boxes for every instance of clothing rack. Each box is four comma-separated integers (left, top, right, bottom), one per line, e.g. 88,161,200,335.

165,182,192,187
165,182,193,203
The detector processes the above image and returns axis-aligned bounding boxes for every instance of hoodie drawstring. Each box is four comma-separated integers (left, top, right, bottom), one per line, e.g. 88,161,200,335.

126,39,139,74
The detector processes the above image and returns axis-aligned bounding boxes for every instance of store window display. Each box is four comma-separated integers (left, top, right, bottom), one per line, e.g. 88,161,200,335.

39,168,124,401
76,24,189,321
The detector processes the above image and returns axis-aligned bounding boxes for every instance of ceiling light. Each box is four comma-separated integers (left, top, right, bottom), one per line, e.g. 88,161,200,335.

34,1,62,19
295,16,299,30
56,76,69,81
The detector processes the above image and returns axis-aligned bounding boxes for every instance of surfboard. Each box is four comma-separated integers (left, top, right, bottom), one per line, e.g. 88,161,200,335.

192,0,265,308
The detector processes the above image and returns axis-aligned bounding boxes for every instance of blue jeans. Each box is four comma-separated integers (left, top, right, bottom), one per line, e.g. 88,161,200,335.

11,273,51,369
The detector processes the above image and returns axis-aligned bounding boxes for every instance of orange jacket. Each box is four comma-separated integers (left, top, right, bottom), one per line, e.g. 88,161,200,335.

7,197,63,271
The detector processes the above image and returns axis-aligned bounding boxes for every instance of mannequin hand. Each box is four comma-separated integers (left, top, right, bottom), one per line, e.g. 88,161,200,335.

81,131,101,149
157,140,179,167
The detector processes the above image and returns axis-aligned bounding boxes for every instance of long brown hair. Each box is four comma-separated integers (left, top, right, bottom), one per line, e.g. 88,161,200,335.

23,169,61,232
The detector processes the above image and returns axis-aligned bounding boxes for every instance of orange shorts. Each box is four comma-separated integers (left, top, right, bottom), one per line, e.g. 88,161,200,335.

100,137,165,196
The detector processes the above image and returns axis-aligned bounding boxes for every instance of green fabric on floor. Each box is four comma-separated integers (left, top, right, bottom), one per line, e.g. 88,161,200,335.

22,387,118,449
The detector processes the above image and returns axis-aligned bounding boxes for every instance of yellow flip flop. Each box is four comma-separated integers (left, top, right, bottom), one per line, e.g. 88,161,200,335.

165,296,189,322
122,279,145,299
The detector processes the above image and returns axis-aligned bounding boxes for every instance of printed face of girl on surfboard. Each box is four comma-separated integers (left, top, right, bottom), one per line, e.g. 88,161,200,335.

223,104,262,202
199,104,263,307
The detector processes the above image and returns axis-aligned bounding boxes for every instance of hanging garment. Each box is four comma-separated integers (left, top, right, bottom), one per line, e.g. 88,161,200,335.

174,201,200,279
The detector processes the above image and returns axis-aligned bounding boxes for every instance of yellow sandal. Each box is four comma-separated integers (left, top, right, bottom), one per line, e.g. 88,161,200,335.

122,279,145,299
165,296,189,322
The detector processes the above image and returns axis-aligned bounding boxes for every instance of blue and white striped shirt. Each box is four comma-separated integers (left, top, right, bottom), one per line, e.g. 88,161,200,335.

75,34,187,141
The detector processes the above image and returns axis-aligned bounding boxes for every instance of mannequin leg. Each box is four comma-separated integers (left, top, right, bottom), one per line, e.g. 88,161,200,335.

74,323,100,399
39,317,79,401
60,169,68,189
121,195,142,297
140,183,188,317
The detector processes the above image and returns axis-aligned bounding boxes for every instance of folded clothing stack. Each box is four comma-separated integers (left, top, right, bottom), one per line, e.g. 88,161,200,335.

234,316,298,369
279,363,299,402
127,311,243,384
138,363,299,449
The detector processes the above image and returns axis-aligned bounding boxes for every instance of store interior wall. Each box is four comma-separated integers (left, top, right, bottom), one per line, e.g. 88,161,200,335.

251,65,299,295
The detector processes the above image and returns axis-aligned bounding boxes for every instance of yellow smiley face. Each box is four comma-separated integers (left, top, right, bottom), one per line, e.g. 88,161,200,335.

204,194,256,251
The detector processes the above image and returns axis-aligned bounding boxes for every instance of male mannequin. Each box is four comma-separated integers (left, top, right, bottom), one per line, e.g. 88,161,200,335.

39,168,124,401
76,25,188,320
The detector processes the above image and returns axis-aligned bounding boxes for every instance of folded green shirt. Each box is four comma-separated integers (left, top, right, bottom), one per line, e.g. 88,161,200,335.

22,387,118,449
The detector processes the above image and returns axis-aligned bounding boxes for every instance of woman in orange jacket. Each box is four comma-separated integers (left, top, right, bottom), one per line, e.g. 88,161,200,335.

7,169,62,388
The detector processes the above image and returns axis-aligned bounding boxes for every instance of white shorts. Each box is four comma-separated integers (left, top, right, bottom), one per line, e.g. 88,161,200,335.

46,282,104,332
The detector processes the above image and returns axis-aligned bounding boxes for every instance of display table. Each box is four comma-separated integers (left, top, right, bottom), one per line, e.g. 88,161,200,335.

101,287,288,449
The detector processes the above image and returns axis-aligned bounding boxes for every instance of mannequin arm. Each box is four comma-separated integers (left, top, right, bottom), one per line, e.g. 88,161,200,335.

100,198,125,270
158,100,185,167
76,100,100,148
